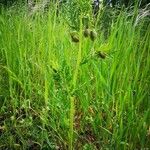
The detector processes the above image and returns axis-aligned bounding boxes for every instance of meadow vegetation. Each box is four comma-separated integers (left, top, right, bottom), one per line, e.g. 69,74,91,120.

0,1,150,149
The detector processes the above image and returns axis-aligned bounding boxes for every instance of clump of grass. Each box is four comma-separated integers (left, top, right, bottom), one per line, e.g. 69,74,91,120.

0,3,150,150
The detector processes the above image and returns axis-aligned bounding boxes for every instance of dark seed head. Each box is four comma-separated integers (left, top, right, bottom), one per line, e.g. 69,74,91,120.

96,51,106,59
90,29,97,41
71,35,79,43
83,28,91,38
70,32,79,43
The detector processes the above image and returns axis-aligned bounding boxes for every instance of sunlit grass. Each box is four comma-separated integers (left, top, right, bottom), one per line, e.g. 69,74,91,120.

0,4,150,149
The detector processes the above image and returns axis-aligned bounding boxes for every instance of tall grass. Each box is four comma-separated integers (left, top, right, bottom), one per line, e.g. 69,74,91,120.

0,3,150,150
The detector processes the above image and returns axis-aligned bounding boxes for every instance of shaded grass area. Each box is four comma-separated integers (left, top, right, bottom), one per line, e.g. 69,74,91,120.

0,4,150,150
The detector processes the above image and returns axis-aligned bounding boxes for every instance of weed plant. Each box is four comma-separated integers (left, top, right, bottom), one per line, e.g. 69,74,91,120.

0,2,150,150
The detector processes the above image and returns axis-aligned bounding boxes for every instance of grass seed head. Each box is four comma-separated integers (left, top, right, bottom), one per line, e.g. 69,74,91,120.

90,29,97,41
83,28,91,38
96,51,107,59
70,32,79,43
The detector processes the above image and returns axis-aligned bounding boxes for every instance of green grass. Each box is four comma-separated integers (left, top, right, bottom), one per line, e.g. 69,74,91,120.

0,3,150,150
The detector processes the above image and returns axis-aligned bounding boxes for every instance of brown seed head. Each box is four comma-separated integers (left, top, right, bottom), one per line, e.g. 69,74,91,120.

90,29,97,41
70,32,79,43
96,51,107,59
71,35,79,43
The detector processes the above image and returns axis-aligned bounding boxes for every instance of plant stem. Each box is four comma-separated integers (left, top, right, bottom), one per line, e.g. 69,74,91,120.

69,15,83,150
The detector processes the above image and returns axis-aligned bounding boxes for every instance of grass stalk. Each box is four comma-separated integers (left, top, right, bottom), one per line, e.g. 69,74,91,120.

69,15,83,150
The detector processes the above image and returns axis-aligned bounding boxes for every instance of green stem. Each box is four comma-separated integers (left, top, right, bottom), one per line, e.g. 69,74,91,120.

69,15,83,150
